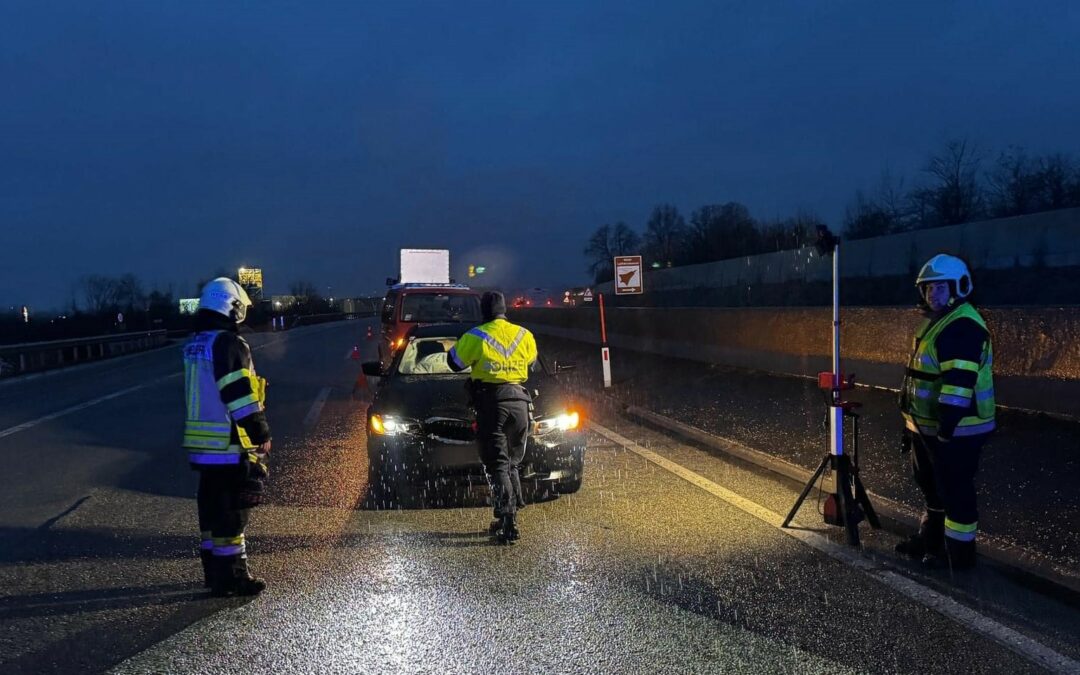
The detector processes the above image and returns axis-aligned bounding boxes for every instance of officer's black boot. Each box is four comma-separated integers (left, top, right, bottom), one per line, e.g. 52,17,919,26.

200,549,215,588
210,556,266,597
496,514,519,544
944,538,977,571
896,512,945,559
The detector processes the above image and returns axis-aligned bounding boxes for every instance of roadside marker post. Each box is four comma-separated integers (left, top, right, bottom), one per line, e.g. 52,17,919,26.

599,293,611,388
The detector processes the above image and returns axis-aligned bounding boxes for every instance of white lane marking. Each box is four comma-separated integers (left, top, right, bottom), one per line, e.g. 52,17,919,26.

303,387,333,428
588,421,1080,675
0,374,181,440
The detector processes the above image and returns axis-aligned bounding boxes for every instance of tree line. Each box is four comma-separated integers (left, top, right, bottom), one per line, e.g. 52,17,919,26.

584,140,1080,284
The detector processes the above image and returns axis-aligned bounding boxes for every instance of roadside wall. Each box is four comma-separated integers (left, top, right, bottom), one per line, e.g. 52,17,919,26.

514,306,1080,418
594,208,1080,307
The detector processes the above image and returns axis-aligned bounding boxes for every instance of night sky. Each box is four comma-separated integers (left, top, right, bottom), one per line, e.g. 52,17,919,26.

3,1,1078,310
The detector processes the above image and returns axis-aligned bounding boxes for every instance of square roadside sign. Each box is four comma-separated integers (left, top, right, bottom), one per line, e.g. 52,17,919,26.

614,255,643,295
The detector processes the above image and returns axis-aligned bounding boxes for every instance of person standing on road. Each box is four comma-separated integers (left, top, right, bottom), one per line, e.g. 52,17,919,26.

896,254,995,570
182,278,272,596
447,290,537,544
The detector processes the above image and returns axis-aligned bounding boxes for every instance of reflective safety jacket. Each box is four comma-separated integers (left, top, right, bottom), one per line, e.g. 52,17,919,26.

182,330,271,465
901,302,995,439
449,318,537,384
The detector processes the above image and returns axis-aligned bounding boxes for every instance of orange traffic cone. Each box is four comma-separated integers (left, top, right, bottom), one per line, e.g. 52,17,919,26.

366,326,374,340
350,345,361,360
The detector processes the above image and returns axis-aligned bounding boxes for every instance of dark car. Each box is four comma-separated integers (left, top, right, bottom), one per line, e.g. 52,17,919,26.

362,323,585,507
378,284,482,371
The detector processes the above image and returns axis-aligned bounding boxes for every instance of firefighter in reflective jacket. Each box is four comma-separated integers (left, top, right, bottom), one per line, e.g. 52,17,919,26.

447,290,538,544
896,254,995,570
183,278,271,596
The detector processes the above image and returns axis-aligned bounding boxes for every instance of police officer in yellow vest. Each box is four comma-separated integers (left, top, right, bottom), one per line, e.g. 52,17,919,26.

183,278,271,595
896,255,995,570
447,291,538,544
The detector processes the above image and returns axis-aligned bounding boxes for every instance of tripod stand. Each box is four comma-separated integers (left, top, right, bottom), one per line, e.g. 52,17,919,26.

781,228,880,547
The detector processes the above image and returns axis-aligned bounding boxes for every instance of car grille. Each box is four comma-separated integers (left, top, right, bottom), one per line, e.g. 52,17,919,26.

424,417,474,445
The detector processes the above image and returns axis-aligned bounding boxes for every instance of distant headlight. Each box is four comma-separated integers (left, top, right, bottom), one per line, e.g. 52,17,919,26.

533,411,581,435
370,414,421,436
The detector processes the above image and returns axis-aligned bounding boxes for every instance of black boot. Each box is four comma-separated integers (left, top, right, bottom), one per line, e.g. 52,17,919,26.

495,514,519,544
200,549,215,588
210,556,266,597
945,538,977,571
896,513,944,558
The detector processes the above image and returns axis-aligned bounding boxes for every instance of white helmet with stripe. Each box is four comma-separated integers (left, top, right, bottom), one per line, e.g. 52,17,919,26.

199,277,253,323
916,254,973,299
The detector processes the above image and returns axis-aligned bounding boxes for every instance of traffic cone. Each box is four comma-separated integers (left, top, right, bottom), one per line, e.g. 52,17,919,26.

366,326,374,340
350,345,361,360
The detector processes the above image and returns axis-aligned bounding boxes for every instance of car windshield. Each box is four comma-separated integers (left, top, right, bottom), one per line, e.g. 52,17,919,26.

399,294,481,323
397,337,469,376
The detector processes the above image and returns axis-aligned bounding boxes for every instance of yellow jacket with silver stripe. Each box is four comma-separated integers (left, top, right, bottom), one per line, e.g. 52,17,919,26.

448,318,537,384
182,330,270,465
901,302,995,438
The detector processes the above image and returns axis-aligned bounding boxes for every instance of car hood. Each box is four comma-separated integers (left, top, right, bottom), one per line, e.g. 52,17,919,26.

374,376,472,420
372,375,572,421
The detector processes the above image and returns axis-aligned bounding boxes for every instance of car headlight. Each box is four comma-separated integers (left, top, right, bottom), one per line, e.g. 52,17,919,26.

533,411,581,435
370,414,421,436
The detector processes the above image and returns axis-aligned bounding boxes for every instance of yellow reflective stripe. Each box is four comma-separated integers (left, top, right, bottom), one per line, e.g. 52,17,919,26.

945,518,977,533
940,385,974,398
217,369,253,389
227,393,259,412
212,535,245,546
940,359,979,373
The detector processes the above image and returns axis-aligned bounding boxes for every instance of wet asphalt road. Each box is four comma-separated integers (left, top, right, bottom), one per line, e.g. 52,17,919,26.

1,320,1079,674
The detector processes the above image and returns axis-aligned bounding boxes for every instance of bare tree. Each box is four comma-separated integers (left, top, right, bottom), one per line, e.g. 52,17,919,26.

687,202,759,262
922,139,985,225
583,224,614,282
987,146,1039,217
643,204,688,267
114,273,146,313
78,275,120,314
583,222,641,283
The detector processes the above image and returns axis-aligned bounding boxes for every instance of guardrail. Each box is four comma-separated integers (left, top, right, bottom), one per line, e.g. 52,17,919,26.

0,330,169,379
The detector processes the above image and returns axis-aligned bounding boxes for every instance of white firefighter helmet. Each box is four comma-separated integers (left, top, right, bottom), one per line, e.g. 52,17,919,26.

199,277,253,323
916,254,973,299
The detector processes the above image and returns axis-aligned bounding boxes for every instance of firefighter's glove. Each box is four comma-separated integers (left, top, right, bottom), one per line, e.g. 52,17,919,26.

899,429,912,455
237,453,270,508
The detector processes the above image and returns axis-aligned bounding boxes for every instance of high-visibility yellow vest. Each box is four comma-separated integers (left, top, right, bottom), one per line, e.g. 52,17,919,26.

448,318,537,384
901,303,995,437
182,331,267,465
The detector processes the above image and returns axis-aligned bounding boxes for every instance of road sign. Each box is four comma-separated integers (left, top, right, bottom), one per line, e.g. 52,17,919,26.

583,288,594,302
613,256,643,295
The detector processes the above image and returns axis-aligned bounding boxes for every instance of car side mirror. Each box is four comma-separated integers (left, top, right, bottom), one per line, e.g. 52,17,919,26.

555,361,577,374
361,361,383,377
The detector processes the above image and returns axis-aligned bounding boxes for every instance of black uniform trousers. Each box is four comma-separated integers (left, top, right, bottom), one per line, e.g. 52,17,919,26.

910,432,986,551
475,391,530,519
196,465,251,571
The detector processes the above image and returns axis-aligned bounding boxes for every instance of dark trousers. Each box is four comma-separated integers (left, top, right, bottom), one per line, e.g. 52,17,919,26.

476,397,530,519
911,433,985,549
196,465,251,569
